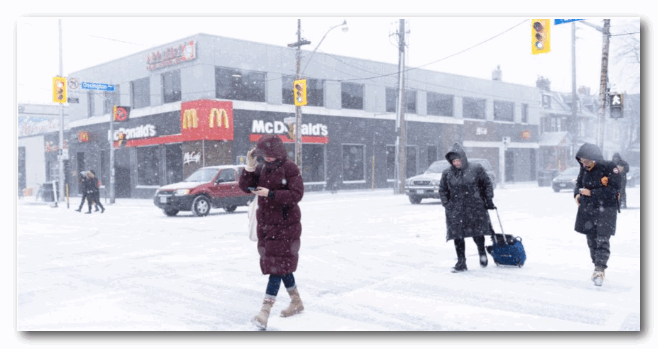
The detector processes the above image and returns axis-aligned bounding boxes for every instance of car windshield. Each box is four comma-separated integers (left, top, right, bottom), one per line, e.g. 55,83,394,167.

560,167,581,176
425,160,452,174
185,168,219,182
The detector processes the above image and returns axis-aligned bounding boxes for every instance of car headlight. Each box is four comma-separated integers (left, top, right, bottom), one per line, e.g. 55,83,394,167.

405,179,412,186
431,178,441,186
174,189,191,196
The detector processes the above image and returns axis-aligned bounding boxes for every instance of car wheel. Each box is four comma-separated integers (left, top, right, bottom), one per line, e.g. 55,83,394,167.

191,196,211,217
224,205,237,213
163,208,179,216
409,196,422,204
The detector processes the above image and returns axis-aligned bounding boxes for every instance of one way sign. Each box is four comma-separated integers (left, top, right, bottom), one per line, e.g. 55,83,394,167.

610,93,623,118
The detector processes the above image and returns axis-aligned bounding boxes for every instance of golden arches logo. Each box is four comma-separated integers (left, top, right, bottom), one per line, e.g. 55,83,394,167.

182,109,198,129
209,108,229,129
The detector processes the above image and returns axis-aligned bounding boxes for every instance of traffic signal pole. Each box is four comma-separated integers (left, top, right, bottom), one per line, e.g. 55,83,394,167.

109,103,116,204
394,19,407,195
287,20,311,175
596,19,611,152
57,19,65,203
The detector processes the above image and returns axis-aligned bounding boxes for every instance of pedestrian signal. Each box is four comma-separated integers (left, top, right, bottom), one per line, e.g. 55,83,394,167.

293,79,307,106
532,19,551,55
53,77,67,104
609,93,624,118
117,132,127,147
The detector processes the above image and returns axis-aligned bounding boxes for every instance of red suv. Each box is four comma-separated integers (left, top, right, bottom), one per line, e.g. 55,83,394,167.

153,165,253,216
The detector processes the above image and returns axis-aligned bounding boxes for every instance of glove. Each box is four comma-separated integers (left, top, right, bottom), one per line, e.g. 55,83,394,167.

485,198,496,210
245,148,257,171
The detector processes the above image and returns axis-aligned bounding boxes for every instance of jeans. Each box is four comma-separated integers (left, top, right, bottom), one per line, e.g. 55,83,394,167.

265,273,296,297
586,233,611,269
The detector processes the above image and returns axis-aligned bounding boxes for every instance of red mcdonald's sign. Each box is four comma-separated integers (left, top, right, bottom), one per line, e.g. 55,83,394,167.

180,100,234,141
78,131,90,142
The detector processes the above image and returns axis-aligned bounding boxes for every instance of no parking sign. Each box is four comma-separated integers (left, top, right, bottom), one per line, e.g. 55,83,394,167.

113,106,130,122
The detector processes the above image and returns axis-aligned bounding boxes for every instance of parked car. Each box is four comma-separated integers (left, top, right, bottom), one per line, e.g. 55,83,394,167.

551,167,580,192
626,167,640,187
153,165,253,216
405,158,497,204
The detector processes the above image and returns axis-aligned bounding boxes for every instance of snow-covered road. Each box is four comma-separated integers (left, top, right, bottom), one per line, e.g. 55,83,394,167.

17,182,641,331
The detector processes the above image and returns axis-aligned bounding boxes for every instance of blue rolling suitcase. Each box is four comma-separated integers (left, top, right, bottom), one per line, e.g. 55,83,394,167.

486,208,526,267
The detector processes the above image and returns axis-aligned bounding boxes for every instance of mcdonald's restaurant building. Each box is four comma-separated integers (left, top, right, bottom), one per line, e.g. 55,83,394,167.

65,33,540,199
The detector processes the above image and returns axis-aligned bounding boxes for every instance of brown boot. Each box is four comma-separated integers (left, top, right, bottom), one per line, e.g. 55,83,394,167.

251,297,275,330
280,286,304,317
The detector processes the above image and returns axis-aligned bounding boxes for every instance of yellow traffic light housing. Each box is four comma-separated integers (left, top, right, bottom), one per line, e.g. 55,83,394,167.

53,77,67,104
293,79,308,106
531,19,551,55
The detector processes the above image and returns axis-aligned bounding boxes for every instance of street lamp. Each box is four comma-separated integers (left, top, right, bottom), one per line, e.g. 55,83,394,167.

290,20,348,175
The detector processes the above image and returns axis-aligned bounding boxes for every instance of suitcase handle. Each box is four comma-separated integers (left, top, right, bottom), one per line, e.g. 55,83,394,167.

492,207,509,246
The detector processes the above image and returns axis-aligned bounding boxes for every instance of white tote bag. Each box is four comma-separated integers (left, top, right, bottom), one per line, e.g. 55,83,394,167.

247,197,258,241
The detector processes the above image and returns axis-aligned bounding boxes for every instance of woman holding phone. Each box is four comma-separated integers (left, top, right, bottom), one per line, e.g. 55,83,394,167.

238,135,305,330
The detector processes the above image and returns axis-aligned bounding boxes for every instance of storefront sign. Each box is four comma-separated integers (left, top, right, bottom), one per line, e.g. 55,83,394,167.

183,151,201,165
250,119,329,144
44,140,68,153
108,124,157,142
180,100,234,141
147,40,197,71
19,119,64,137
78,131,90,142
521,130,531,139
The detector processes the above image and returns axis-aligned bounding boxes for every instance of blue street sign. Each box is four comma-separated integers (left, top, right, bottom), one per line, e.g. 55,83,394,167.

81,81,115,91
554,19,584,25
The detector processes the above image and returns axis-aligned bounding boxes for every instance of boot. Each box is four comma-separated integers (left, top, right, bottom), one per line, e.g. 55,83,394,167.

592,266,605,286
280,286,304,317
75,207,82,212
451,257,467,273
101,207,105,213
479,253,488,268
251,297,275,330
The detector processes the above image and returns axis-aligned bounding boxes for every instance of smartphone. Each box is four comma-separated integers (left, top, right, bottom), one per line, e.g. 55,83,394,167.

248,187,257,191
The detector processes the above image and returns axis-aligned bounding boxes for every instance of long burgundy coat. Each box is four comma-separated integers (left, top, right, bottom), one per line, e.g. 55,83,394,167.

239,135,304,275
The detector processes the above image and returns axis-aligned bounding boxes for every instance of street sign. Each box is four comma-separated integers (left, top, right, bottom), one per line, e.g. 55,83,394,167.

81,82,115,91
554,19,584,25
67,97,79,103
68,77,79,90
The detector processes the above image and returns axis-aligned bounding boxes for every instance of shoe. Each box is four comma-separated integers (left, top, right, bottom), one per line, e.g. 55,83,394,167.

101,208,105,213
85,211,91,214
252,297,275,330
592,267,605,286
479,254,488,268
95,208,100,212
280,286,304,317
451,258,467,273
75,208,81,212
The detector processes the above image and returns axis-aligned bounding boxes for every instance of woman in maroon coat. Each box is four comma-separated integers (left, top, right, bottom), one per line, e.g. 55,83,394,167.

239,135,305,330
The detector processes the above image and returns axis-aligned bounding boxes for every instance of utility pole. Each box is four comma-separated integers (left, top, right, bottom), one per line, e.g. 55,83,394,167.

571,22,578,155
57,19,65,203
394,19,407,194
109,96,116,204
596,19,611,152
287,20,311,175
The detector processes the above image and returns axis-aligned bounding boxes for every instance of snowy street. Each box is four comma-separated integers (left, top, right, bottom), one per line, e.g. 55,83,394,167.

16,182,641,331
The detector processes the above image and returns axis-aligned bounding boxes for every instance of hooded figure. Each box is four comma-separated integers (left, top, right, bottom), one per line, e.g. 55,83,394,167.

438,143,495,272
573,143,621,286
239,135,305,329
611,153,629,208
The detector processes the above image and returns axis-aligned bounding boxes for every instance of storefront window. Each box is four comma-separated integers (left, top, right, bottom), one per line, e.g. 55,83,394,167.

165,143,183,185
301,144,325,183
522,103,529,123
215,67,266,102
405,90,416,114
136,146,160,186
162,69,182,103
494,100,514,122
385,88,397,113
282,76,324,107
342,144,364,181
341,82,363,110
463,97,486,120
406,146,417,178
131,77,151,109
427,92,453,117
386,145,396,179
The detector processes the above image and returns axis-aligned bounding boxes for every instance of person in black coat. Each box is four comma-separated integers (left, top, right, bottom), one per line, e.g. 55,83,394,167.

611,153,630,208
75,171,89,212
574,143,621,286
84,170,105,214
439,143,495,273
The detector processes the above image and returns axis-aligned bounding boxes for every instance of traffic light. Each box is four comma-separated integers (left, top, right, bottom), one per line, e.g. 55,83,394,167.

117,132,127,147
531,19,551,55
293,79,307,106
610,93,624,118
52,77,67,104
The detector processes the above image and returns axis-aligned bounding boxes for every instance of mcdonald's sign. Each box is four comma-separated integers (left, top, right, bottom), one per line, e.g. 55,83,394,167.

181,100,234,141
78,131,90,143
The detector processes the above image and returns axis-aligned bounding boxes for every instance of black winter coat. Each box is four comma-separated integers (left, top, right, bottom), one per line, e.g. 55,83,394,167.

439,143,494,241
574,143,621,236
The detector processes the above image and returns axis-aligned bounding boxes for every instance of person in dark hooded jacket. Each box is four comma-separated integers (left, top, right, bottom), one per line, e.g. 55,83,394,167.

611,153,630,208
574,143,621,286
239,135,305,330
439,143,495,273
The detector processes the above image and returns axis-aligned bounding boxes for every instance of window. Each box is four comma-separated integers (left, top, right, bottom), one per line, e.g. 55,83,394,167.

463,97,486,120
136,146,160,186
302,144,325,182
406,146,417,178
342,144,365,181
542,95,552,109
131,77,150,109
405,90,416,114
103,86,120,115
522,103,529,123
385,145,418,179
162,69,182,103
494,100,514,122
165,143,183,185
427,146,438,166
87,91,95,117
341,82,363,110
386,88,397,113
217,169,236,182
427,92,453,116
283,76,324,107
215,67,266,102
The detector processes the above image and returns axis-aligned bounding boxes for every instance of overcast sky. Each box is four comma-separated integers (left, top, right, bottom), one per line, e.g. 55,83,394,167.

15,14,641,105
